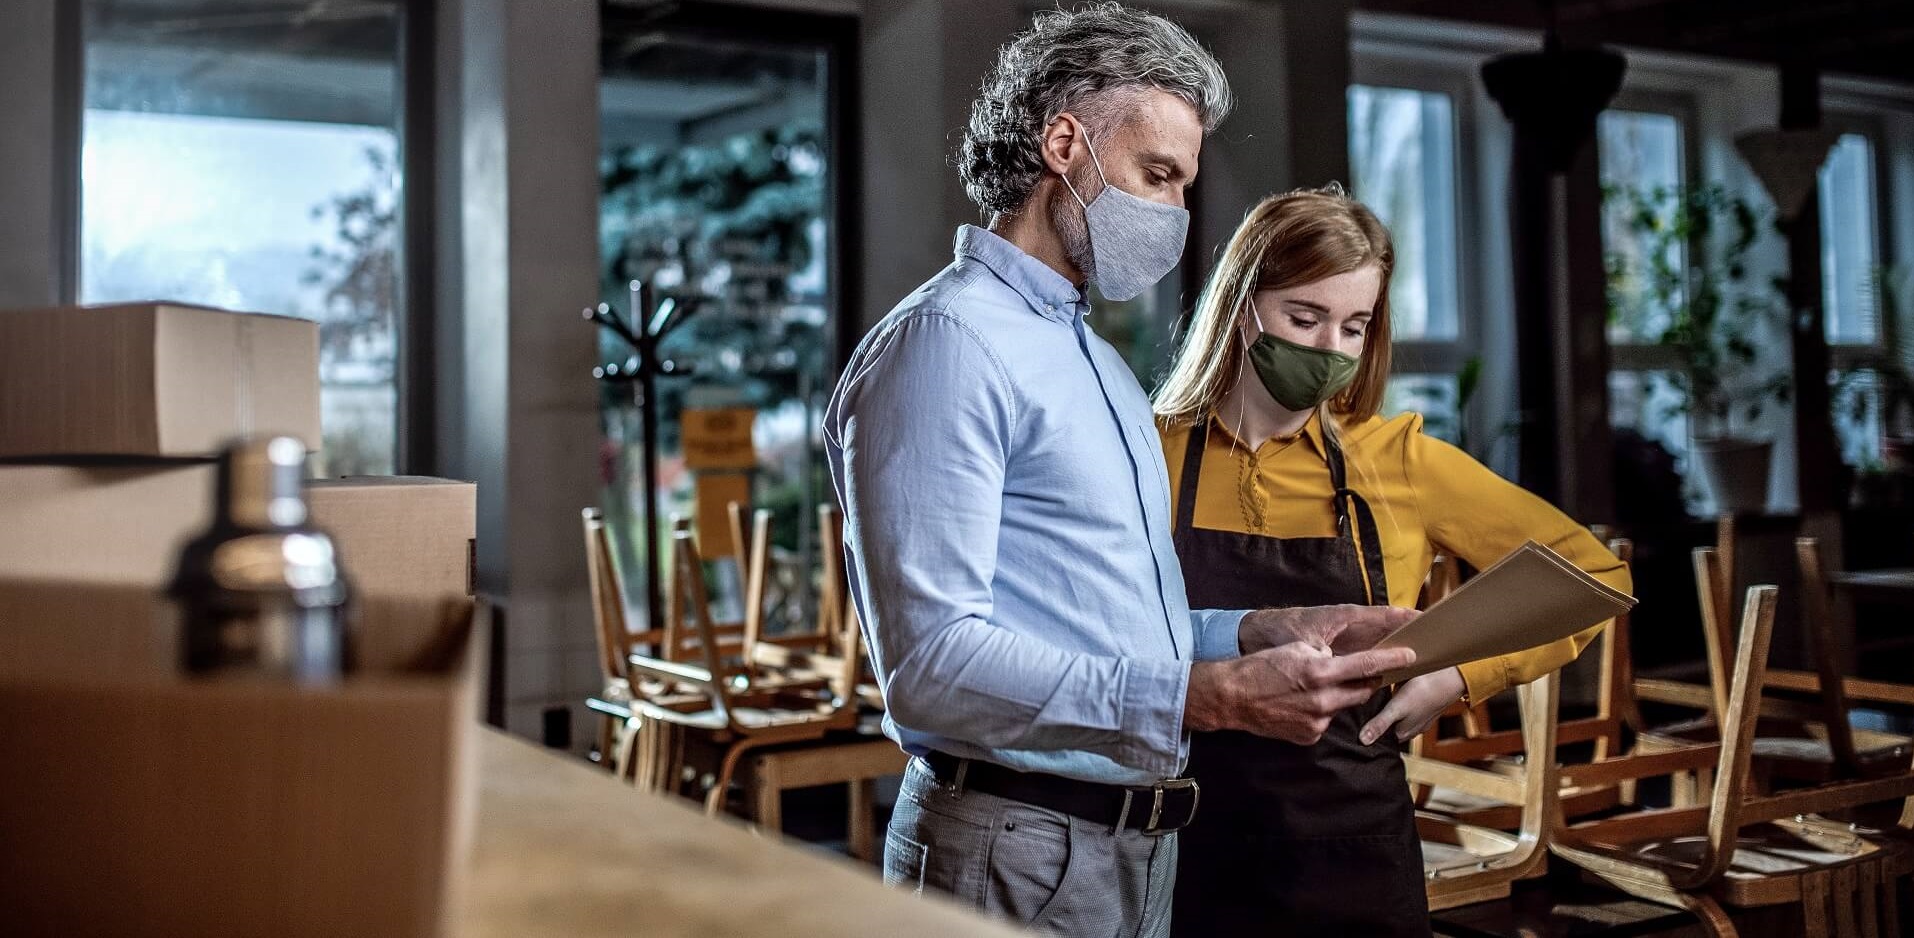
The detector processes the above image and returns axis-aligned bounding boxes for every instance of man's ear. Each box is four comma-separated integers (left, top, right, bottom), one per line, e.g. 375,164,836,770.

1041,112,1085,176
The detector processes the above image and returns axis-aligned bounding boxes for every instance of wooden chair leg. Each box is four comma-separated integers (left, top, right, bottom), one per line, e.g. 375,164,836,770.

1671,771,1697,808
1834,863,1859,938
706,738,766,817
1803,869,1832,938
752,756,783,834
1881,863,1901,938
613,717,640,784
849,778,876,862
1857,860,1882,938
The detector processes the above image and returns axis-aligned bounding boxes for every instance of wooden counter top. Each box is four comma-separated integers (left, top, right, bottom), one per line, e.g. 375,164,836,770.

461,729,1017,937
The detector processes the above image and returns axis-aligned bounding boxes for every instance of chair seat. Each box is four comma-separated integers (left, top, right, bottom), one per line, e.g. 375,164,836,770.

1417,812,1522,869
1566,816,1906,908
1423,777,1620,829
1752,734,1913,765
635,699,854,736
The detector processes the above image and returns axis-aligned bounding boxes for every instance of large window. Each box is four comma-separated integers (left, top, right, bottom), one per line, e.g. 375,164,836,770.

1350,82,1466,443
596,10,851,632
1822,125,1894,467
1350,84,1460,342
79,0,404,476
1821,132,1882,346
1601,106,1698,504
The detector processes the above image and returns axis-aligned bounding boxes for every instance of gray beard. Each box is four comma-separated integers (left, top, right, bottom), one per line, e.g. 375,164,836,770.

1048,172,1097,284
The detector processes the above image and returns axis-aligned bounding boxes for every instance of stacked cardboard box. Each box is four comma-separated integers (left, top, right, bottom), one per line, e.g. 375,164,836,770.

0,303,480,937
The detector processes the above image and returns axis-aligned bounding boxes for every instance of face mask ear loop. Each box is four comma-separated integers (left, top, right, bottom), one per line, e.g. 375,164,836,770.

1053,115,1105,210
1230,293,1260,462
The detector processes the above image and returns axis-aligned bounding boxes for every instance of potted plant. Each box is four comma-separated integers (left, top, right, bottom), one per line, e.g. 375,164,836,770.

1605,183,1792,514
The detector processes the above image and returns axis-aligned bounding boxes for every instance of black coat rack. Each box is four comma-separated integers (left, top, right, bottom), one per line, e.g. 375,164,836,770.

586,279,704,634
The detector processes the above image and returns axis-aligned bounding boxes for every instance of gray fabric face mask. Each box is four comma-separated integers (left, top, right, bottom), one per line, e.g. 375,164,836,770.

1060,136,1189,302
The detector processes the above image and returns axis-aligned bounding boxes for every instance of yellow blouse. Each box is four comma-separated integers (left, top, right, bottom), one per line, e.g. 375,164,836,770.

1160,411,1631,704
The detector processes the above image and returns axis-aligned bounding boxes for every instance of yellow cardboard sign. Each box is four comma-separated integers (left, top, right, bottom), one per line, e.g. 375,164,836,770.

681,408,757,470
694,472,751,558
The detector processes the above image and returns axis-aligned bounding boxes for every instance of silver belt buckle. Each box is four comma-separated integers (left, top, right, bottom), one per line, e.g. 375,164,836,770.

1116,777,1199,836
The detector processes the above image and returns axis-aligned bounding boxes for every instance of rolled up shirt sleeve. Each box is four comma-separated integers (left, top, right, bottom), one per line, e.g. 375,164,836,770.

1190,608,1246,662
833,312,1190,776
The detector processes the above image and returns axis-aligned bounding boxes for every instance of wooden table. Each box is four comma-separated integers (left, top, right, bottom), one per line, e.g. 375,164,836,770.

461,729,1014,938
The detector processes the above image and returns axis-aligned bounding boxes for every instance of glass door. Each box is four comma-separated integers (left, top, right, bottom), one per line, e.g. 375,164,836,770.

596,3,855,633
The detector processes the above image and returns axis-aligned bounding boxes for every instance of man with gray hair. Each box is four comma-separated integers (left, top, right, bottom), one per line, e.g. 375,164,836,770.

824,4,1416,934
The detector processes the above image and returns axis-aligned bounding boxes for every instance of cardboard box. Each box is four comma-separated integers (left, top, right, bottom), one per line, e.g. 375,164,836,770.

0,302,321,458
0,468,478,680
308,476,477,602
0,463,215,679
0,588,480,938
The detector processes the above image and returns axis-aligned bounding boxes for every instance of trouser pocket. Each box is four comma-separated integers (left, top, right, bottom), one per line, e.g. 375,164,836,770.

882,829,928,895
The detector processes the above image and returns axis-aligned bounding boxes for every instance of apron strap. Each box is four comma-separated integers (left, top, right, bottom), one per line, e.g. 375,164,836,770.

1324,430,1390,607
1174,420,1209,539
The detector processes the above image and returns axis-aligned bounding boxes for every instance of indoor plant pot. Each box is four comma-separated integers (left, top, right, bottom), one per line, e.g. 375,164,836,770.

1691,436,1772,514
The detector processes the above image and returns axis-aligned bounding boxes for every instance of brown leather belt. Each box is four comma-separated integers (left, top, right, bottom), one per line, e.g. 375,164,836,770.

922,750,1199,835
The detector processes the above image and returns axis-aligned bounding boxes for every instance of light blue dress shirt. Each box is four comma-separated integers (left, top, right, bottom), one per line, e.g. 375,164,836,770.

824,225,1245,785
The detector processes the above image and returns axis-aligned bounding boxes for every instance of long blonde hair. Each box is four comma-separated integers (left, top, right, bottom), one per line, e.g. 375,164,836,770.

1153,186,1395,430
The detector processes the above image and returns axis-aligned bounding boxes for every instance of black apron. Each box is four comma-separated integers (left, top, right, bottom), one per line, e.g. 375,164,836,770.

1169,421,1429,937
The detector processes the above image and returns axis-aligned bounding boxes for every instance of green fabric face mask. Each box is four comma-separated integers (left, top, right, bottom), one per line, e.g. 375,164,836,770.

1245,332,1360,411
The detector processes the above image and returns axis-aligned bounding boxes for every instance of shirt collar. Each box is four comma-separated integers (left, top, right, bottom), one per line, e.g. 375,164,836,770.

955,225,1088,323
1208,409,1330,460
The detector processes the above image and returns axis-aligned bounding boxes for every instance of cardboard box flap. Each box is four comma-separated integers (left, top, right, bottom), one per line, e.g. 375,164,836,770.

1,580,474,685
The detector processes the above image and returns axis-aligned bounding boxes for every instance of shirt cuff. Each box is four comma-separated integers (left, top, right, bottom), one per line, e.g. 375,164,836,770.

1191,608,1248,662
1458,657,1514,705
1114,656,1192,778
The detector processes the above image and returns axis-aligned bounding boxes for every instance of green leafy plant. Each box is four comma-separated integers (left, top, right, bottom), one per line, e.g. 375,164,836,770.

1604,183,1792,438
599,125,829,447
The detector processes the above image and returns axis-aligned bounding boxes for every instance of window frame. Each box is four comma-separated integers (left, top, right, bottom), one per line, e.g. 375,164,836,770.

1349,54,1478,379
1820,112,1893,371
1601,89,1702,377
59,0,430,473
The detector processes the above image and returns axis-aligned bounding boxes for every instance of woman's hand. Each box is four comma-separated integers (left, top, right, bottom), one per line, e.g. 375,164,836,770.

1358,666,1465,745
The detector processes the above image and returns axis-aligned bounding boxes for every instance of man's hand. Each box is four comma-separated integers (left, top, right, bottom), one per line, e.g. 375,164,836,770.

1187,643,1416,745
1359,666,1466,745
1239,604,1419,656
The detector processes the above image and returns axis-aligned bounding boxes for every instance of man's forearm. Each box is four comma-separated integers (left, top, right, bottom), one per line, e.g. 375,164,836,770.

1184,660,1237,733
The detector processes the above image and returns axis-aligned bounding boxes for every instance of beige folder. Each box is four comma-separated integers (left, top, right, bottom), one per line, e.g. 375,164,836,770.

1375,540,1636,684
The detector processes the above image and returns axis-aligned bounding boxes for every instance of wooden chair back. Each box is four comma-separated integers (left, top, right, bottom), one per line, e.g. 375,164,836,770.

1794,537,1862,776
1413,537,1636,770
1596,538,1647,747
583,507,632,686
1556,558,1914,893
1407,670,1561,908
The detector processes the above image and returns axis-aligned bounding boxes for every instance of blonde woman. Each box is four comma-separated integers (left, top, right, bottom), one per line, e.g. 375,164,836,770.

1154,187,1630,936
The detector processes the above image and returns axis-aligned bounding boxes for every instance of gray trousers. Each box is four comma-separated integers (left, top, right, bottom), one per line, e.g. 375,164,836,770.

882,757,1178,938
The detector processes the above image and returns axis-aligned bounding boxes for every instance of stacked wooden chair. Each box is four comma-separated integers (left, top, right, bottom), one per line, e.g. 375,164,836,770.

1413,537,1657,828
584,502,904,858
1409,670,1562,909
1548,553,1914,936
582,506,740,773
1630,527,1914,805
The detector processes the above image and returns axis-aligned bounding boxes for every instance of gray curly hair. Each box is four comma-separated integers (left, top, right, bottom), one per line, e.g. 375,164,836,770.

958,2,1233,218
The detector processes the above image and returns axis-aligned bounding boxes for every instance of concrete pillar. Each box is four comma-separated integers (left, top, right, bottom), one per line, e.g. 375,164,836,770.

0,0,69,309
448,0,604,741
1194,1,1290,268
1272,0,1350,192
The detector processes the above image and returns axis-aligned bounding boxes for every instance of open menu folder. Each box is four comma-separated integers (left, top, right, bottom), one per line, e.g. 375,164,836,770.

1373,540,1637,684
